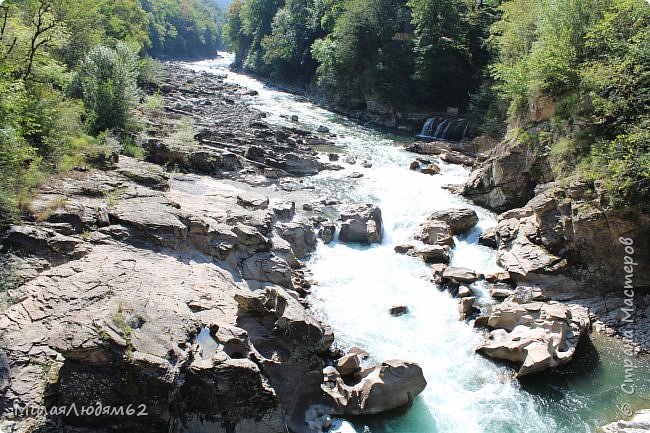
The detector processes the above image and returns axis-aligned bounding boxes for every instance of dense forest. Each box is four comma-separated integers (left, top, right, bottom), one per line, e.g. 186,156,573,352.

0,0,647,225
225,0,649,207
0,0,227,223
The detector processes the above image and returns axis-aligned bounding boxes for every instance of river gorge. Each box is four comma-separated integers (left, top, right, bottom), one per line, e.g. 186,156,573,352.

182,55,650,433
0,54,648,433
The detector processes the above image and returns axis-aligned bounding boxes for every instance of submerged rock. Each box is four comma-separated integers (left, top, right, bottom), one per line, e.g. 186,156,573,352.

322,360,427,416
389,305,409,316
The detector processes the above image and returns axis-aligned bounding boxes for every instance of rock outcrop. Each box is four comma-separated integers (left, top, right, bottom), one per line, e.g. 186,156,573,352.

601,409,650,433
462,125,554,213
322,360,427,415
426,208,478,235
0,141,331,432
338,204,383,244
492,183,650,298
476,301,590,377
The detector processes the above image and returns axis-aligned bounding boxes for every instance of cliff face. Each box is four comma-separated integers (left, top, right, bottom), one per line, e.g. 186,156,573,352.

461,101,650,355
464,98,650,297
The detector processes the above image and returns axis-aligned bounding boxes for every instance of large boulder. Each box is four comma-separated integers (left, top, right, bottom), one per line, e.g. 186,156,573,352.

414,245,450,264
414,219,453,246
442,266,479,283
478,226,497,248
322,360,427,416
477,301,590,377
339,204,383,244
427,208,478,235
276,221,317,258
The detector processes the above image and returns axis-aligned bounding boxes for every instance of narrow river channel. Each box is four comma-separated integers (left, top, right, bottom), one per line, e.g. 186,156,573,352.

183,54,650,433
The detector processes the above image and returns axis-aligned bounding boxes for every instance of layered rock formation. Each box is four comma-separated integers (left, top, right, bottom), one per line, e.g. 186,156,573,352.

322,360,427,416
0,155,336,433
462,109,650,353
477,301,590,377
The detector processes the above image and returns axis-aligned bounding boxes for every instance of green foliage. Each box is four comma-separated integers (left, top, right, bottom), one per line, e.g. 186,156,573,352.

0,0,223,222
582,0,650,207
227,0,498,110
489,0,650,208
491,0,609,114
75,43,140,134
142,0,225,59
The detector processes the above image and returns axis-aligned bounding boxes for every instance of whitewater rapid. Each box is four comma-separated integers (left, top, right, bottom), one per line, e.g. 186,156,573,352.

182,53,649,433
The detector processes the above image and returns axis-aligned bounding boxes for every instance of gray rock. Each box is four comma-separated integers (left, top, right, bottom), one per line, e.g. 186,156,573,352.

414,245,450,264
233,224,271,254
442,266,479,283
427,208,478,235
458,296,477,318
276,222,317,258
237,192,270,210
322,360,427,416
241,253,293,287
272,200,296,220
336,353,360,376
394,244,414,254
478,226,497,248
319,223,336,245
414,219,453,246
339,204,383,244
477,302,590,377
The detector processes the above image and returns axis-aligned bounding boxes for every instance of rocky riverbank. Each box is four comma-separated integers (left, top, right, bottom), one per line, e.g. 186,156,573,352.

403,106,650,357
0,64,429,433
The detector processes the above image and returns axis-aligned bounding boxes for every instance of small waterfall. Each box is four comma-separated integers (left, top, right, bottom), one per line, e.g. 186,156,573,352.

416,116,470,141
420,117,436,137
433,118,451,138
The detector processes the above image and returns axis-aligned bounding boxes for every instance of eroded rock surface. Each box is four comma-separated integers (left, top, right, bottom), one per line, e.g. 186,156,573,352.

338,204,383,244
0,146,330,432
477,301,590,377
322,360,427,416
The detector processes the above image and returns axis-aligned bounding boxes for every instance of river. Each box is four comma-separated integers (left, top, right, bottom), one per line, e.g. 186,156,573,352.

182,54,650,433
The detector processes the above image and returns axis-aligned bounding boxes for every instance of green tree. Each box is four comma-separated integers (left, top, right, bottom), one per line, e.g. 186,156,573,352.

582,0,650,206
76,43,140,134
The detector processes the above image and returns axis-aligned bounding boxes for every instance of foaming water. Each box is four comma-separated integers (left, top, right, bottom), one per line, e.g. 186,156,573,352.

183,55,650,433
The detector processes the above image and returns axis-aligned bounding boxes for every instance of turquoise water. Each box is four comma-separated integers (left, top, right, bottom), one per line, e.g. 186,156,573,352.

184,55,650,433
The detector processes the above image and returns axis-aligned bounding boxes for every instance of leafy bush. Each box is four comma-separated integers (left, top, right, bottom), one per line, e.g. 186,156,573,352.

75,43,140,134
